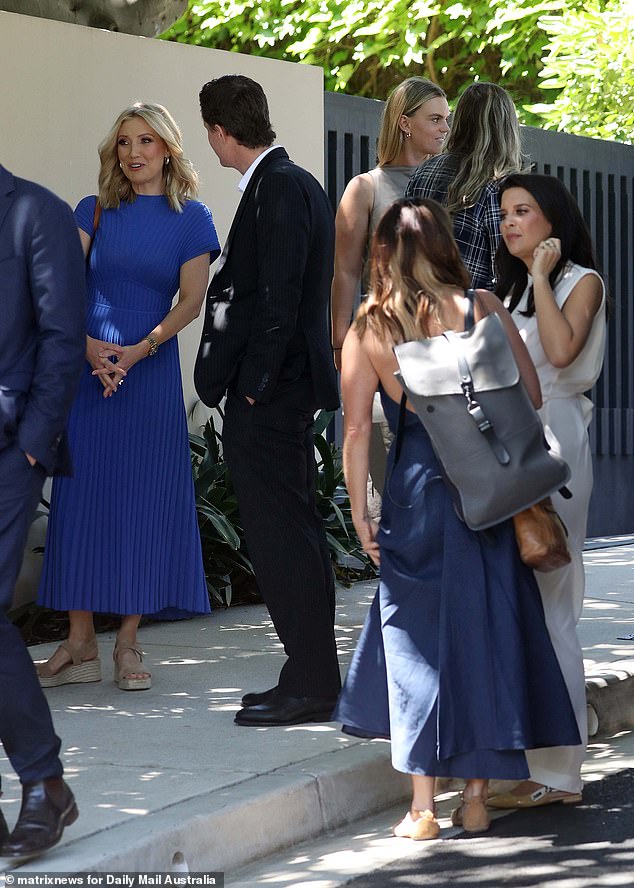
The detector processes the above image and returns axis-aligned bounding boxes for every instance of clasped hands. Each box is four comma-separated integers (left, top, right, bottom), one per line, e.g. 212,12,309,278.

86,336,145,398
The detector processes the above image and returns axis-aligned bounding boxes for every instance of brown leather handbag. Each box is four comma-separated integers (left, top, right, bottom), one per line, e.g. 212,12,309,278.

512,497,571,572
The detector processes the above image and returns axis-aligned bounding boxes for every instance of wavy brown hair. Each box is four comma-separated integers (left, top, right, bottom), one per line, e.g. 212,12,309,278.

356,198,471,343
443,83,524,214
98,102,198,213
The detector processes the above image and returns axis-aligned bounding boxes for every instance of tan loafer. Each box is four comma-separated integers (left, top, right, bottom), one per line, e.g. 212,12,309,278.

451,792,490,833
393,809,440,841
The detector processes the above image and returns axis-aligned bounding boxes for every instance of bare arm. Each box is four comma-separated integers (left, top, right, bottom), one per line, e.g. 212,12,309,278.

475,289,542,408
331,174,374,369
531,239,603,368
341,327,381,565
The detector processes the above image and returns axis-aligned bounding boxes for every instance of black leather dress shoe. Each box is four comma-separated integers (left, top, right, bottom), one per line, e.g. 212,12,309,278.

234,694,338,726
241,686,278,707
0,778,78,860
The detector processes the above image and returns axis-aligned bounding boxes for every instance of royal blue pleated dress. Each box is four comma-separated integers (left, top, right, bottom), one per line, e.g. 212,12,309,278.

334,389,581,779
38,194,220,617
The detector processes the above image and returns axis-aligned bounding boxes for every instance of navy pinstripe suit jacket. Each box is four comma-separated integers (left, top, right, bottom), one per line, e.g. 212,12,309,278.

195,147,339,411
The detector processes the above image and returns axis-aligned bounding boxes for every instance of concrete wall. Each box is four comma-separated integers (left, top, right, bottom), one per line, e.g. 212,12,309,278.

0,10,326,418
0,11,326,607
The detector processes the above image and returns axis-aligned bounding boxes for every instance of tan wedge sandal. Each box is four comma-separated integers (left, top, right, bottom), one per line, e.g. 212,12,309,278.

113,645,152,691
37,638,101,687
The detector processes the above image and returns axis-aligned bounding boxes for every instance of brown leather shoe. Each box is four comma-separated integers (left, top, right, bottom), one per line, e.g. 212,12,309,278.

0,778,78,860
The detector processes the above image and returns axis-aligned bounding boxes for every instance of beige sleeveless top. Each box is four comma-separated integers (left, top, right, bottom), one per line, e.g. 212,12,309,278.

362,165,417,291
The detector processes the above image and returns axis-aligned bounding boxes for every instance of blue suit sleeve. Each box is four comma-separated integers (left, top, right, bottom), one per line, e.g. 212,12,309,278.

17,196,87,472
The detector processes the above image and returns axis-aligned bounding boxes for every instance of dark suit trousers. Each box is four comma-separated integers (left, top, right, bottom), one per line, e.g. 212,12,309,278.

223,388,341,698
0,443,63,790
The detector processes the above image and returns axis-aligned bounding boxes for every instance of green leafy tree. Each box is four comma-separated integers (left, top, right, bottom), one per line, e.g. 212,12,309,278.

162,0,593,124
528,0,634,143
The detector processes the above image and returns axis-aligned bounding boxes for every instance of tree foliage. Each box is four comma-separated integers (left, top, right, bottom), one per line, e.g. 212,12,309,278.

528,0,634,143
162,0,633,138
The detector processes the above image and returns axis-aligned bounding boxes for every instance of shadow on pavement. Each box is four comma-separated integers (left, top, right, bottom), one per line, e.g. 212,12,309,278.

345,769,634,887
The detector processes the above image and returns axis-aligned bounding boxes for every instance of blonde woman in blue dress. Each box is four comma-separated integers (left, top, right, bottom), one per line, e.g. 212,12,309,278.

37,103,220,691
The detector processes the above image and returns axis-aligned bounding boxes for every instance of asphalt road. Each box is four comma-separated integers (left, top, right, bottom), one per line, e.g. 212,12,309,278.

345,769,634,887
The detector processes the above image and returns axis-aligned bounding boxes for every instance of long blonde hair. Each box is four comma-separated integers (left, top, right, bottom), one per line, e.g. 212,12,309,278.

97,102,198,212
356,198,471,343
444,83,524,213
377,78,447,166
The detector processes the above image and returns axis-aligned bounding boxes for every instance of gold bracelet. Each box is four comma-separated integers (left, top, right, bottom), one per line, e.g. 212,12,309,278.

144,335,159,356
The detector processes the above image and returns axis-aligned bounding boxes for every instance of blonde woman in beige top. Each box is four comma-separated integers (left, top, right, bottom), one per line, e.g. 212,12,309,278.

331,78,449,493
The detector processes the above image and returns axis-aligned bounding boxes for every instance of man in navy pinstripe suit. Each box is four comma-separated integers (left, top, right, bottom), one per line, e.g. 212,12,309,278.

196,76,341,726
0,165,85,858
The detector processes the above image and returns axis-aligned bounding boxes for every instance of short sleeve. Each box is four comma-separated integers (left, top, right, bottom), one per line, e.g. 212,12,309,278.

74,195,98,236
179,200,221,266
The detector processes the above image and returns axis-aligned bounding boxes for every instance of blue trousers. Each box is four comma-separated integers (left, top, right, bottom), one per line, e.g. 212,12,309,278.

0,443,62,790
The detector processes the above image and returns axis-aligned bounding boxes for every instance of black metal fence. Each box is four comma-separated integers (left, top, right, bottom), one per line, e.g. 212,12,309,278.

325,91,634,536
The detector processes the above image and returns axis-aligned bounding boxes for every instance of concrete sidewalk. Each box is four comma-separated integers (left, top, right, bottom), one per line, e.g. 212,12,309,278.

2,540,634,877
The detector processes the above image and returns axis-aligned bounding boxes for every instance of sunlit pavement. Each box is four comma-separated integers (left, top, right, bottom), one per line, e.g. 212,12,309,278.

2,539,633,879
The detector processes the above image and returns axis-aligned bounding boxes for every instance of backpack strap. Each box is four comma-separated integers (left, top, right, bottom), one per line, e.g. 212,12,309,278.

464,288,476,331
392,391,408,469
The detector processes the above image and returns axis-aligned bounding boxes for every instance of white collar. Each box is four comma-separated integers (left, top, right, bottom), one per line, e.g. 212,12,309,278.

238,145,280,192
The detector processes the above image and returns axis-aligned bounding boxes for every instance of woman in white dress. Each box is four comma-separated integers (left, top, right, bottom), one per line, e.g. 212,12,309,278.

489,173,606,808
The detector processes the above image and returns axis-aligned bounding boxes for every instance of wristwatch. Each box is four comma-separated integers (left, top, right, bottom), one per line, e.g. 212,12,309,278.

144,335,159,357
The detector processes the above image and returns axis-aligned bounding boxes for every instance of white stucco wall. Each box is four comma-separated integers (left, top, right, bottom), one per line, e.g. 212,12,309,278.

0,10,326,416
0,11,326,606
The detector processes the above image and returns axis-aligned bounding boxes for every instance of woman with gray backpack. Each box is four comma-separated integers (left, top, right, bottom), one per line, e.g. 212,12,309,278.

333,197,580,840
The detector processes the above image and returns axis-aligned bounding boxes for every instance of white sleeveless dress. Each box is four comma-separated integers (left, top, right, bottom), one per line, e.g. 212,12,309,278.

509,262,606,792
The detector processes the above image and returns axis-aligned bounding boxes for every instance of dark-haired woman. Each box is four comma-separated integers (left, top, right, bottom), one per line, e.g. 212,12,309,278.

334,197,580,840
488,174,606,810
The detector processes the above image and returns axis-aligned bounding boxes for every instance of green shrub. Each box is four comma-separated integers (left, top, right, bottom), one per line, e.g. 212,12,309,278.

189,407,376,607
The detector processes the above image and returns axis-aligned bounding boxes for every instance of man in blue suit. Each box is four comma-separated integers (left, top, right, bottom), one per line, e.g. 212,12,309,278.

0,165,86,860
196,76,341,726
